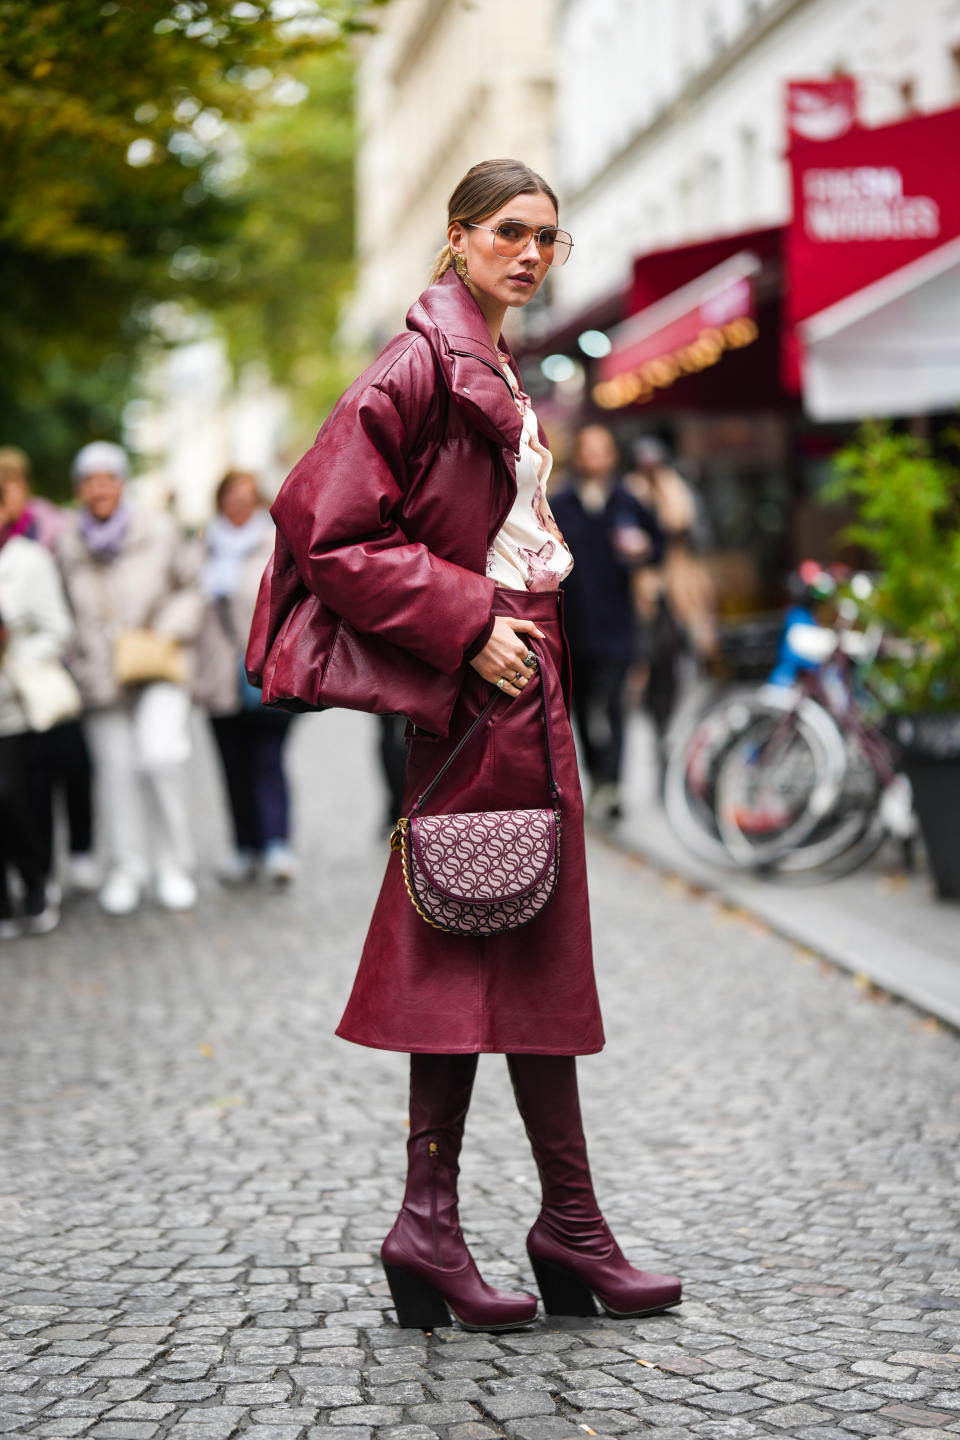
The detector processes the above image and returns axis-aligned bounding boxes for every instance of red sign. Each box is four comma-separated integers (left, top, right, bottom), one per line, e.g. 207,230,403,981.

786,78,857,144
784,102,960,386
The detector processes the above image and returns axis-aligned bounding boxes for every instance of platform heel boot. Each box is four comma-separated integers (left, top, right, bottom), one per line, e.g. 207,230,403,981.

508,1053,682,1319
381,1053,538,1332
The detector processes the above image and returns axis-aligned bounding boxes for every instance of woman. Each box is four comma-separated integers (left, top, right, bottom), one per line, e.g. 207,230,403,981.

263,160,682,1330
195,470,296,885
0,445,97,894
58,442,204,916
0,473,75,936
629,439,718,782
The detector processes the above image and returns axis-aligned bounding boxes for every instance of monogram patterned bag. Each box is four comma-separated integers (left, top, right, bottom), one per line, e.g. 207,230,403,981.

390,644,561,936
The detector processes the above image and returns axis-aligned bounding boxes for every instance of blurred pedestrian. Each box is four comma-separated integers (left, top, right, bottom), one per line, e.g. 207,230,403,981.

0,446,97,893
550,424,663,822
57,442,203,915
0,471,76,936
256,158,681,1332
195,469,297,886
628,438,717,780
377,714,408,836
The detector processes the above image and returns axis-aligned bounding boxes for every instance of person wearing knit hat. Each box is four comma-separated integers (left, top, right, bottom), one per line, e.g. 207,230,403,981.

70,441,131,486
57,444,204,916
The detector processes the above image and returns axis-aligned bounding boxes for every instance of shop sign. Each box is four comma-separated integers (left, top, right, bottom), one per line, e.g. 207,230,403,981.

784,100,960,387
786,78,857,143
787,102,960,323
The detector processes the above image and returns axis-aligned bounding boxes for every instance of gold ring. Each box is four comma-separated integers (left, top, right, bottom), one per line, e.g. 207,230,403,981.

496,677,506,689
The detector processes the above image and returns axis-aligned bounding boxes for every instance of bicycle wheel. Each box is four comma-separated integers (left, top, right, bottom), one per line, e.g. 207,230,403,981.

663,692,762,867
713,697,847,867
772,736,889,880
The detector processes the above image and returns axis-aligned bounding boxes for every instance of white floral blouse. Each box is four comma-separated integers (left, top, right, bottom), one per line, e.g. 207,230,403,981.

486,360,574,593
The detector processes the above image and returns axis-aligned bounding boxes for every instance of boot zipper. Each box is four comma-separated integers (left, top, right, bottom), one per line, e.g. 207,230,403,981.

428,1138,440,1265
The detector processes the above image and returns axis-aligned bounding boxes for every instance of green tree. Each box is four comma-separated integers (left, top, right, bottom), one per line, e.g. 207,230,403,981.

0,0,383,492
214,47,359,433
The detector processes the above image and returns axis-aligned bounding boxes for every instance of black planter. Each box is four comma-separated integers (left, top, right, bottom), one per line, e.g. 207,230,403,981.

892,712,960,900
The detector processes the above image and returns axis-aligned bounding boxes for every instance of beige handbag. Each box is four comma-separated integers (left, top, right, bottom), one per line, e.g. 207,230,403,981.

113,629,186,687
5,657,83,733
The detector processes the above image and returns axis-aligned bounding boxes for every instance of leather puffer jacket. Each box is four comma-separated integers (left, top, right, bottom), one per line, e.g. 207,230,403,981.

248,268,530,737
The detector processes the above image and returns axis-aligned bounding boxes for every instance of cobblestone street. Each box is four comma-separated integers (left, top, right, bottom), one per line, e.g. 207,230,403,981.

1,710,958,1440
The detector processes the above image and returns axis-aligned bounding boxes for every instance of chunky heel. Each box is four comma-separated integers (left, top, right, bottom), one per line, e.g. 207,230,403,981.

382,1260,452,1330
528,1251,598,1317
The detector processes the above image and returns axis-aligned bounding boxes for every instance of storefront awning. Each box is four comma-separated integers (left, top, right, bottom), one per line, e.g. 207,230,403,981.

593,252,761,409
801,233,960,420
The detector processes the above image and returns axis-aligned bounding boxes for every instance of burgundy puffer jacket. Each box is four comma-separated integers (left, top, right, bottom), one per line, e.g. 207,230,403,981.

246,269,529,736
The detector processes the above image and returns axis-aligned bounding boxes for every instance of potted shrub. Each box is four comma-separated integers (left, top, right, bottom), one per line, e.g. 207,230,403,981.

829,423,960,898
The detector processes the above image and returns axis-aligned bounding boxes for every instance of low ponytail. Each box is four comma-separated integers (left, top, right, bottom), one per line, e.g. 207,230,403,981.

430,242,454,284
427,159,559,285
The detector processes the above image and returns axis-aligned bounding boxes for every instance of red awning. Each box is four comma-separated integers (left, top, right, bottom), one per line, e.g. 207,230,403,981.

593,252,761,409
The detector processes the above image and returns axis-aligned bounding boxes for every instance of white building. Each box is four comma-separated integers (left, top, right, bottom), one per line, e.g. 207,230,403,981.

551,0,960,322
344,0,558,351
126,335,289,527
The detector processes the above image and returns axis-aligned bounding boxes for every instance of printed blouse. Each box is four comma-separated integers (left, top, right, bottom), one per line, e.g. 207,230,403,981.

485,359,574,593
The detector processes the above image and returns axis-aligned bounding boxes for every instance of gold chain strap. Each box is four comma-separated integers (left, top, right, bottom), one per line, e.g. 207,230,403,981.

394,818,458,934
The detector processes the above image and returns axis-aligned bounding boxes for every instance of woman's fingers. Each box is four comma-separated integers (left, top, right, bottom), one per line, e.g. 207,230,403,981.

468,614,547,696
504,617,546,641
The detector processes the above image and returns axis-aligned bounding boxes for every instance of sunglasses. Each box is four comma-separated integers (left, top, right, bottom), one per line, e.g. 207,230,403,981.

467,221,574,267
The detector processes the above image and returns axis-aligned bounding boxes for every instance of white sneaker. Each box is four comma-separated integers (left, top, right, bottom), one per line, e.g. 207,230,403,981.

99,870,142,916
67,852,100,894
0,917,20,941
155,868,198,911
262,842,298,886
217,849,258,887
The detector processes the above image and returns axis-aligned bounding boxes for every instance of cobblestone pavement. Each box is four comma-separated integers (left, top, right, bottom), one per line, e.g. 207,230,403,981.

1,711,958,1440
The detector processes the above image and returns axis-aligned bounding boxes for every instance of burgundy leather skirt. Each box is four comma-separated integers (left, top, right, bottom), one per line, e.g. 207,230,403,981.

336,590,604,1055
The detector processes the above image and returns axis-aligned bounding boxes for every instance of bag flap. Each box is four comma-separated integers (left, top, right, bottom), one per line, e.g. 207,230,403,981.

410,807,556,904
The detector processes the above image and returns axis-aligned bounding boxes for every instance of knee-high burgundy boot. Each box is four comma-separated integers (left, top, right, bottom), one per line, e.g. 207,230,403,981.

381,1053,538,1331
508,1054,682,1318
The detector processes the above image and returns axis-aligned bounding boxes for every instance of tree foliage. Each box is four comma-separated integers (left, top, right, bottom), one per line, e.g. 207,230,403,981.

0,0,383,492
214,48,359,428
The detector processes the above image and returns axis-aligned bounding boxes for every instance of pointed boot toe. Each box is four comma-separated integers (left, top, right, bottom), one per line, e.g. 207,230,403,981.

527,1218,682,1319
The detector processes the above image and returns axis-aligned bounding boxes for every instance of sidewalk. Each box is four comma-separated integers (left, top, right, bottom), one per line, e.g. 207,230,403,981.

612,711,960,1030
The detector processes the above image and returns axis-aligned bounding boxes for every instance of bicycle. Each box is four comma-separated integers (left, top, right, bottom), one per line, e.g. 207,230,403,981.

664,573,915,880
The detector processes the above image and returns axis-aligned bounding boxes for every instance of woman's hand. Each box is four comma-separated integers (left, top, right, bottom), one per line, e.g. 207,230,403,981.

469,615,545,698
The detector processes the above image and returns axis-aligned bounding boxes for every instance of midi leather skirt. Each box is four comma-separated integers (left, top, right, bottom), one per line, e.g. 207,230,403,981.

336,590,605,1055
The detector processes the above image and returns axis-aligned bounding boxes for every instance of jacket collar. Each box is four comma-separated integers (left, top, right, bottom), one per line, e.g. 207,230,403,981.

406,268,524,451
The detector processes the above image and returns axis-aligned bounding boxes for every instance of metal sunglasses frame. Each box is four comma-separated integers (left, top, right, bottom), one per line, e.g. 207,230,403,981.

466,221,574,266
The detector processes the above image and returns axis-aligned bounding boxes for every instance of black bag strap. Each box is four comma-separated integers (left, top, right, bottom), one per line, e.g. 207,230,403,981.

407,640,560,820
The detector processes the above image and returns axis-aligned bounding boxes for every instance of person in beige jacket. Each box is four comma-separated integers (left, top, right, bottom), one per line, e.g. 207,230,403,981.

57,442,204,915
194,470,297,885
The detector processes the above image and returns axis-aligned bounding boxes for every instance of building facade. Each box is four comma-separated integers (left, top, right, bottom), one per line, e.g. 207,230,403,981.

527,0,960,609
552,0,960,320
344,0,558,350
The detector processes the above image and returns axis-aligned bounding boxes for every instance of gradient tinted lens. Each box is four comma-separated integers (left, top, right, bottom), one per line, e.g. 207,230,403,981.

492,223,573,266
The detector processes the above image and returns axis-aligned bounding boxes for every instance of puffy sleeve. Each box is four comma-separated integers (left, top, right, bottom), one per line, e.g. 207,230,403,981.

271,370,495,676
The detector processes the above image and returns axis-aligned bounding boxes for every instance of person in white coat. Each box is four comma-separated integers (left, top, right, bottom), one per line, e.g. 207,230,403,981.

0,474,75,936
57,443,204,915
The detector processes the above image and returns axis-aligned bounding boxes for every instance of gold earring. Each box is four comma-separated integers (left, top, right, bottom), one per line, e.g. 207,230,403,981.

453,252,469,280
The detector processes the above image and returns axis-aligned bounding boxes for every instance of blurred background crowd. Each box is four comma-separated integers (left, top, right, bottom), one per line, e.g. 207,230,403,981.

2,0,960,933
